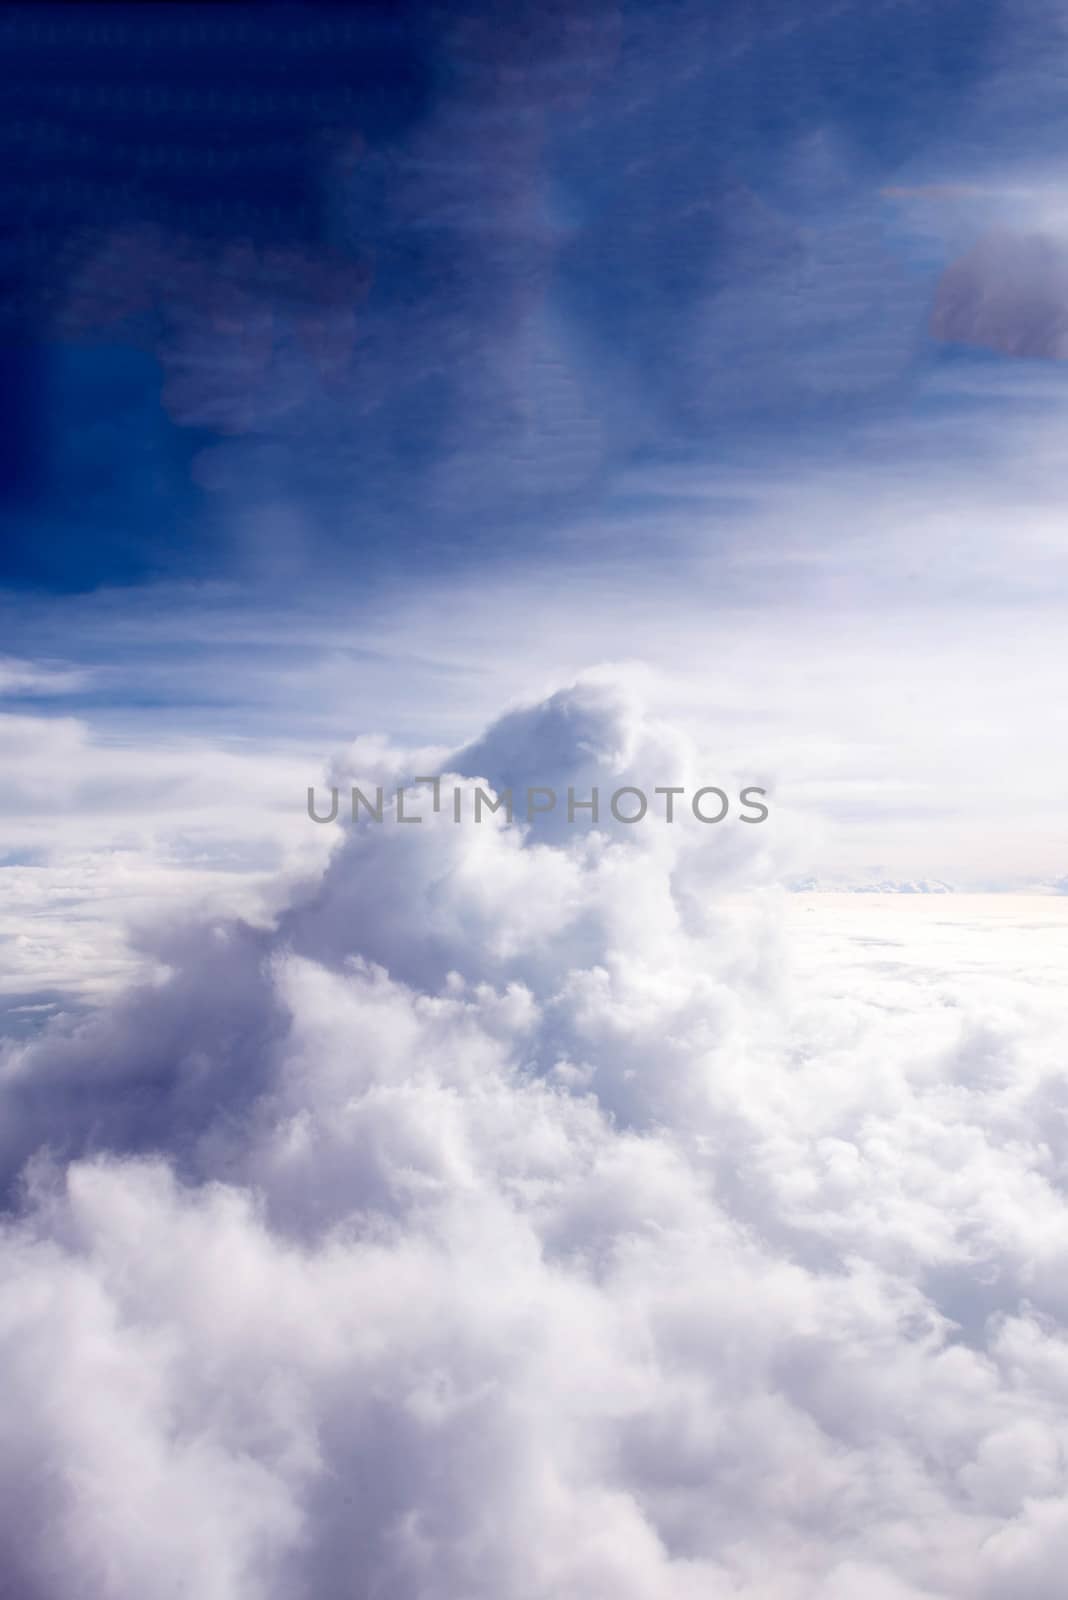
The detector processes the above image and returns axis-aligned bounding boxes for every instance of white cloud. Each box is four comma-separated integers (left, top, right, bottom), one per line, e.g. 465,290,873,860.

0,711,337,1006
0,658,91,697
3,683,1068,1595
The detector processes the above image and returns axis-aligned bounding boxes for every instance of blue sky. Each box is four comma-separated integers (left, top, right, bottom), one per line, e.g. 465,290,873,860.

2,0,1068,895
0,0,1019,585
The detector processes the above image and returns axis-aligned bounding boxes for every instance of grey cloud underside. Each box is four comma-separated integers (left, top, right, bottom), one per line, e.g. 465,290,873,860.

931,231,1068,360
3,683,1068,1598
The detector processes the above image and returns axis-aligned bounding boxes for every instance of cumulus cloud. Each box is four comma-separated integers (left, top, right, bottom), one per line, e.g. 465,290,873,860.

3,680,1068,1597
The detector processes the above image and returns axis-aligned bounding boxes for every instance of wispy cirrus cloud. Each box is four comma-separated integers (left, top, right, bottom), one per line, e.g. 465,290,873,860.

0,658,92,698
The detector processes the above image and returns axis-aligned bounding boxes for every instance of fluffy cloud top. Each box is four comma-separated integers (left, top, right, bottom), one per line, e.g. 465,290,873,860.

2,682,1068,1598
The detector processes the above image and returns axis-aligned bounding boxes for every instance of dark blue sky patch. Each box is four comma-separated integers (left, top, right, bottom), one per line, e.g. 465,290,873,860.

0,0,1041,595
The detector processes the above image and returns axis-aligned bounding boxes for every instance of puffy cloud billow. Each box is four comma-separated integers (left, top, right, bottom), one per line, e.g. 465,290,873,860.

3,681,1068,1598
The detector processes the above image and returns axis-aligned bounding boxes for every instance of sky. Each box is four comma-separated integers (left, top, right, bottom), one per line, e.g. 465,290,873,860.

3,3,1068,1597
2,0,1068,913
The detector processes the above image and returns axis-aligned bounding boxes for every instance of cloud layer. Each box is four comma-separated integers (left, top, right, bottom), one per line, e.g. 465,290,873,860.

3,682,1068,1598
